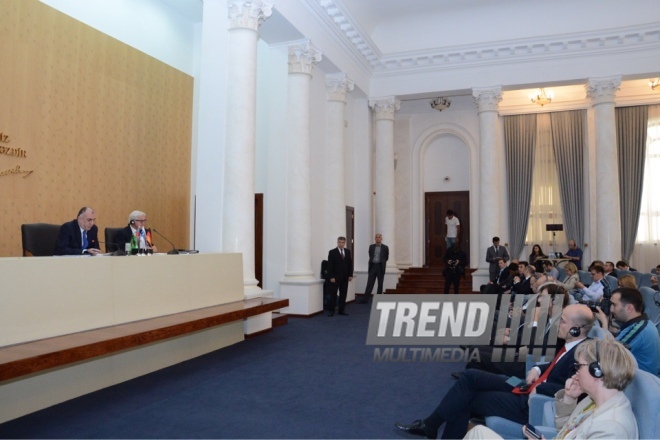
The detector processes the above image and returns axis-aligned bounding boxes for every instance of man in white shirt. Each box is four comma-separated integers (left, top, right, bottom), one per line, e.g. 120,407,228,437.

444,210,460,248
573,265,605,303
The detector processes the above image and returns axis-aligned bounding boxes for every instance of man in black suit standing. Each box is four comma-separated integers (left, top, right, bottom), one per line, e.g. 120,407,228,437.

326,236,353,316
358,233,389,303
486,236,509,281
395,304,594,439
54,207,101,256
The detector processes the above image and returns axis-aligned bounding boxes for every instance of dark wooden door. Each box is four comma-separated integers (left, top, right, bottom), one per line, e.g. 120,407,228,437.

425,191,470,267
346,206,354,255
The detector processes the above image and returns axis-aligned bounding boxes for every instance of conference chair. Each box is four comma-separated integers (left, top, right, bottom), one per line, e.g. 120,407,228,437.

21,223,61,256
639,286,660,335
577,270,592,286
104,227,125,253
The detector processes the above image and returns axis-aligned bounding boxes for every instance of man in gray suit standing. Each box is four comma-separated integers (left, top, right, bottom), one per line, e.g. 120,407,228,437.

358,233,389,303
486,236,509,281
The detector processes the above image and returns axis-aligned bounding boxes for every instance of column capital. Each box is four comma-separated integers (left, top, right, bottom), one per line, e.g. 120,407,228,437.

369,97,400,121
472,87,502,113
227,0,272,31
586,76,621,106
288,39,322,75
326,73,354,103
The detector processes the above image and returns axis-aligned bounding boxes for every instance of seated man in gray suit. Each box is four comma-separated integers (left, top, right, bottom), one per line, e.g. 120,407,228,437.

486,237,509,282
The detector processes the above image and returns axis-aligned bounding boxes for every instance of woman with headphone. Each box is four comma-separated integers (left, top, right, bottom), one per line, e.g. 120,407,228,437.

465,338,638,439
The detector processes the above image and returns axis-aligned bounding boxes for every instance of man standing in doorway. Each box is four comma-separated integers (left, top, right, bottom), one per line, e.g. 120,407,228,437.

326,236,353,316
358,233,389,303
445,210,460,248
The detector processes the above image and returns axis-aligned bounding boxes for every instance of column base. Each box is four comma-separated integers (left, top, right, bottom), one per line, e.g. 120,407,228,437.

384,270,401,291
472,269,490,292
280,279,324,315
242,289,276,335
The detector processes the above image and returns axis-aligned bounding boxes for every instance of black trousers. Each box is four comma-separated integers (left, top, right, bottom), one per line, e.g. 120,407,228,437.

422,369,529,439
443,273,461,294
327,278,349,312
364,263,385,297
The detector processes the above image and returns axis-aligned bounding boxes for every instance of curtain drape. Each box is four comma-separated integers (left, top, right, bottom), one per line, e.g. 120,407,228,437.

550,110,586,251
525,114,565,256
632,105,660,270
616,105,648,261
504,114,537,260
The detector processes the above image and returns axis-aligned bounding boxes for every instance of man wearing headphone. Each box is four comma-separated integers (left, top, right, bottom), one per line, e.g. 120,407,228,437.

594,287,660,375
394,304,594,440
465,338,638,439
113,210,158,254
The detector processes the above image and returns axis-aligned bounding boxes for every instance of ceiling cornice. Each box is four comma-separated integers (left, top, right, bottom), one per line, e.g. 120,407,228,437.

312,0,660,79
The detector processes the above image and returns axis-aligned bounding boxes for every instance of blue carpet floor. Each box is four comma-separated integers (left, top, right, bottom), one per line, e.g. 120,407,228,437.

0,302,462,439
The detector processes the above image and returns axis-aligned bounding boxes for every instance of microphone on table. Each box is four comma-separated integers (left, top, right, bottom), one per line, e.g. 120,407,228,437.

98,241,125,256
151,228,180,254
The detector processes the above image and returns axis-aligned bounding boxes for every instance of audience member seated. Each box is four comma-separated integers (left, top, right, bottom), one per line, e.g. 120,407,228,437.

588,260,604,271
604,261,618,278
558,262,579,292
394,304,594,440
565,239,583,270
616,260,637,272
595,287,660,375
511,265,534,300
572,265,605,303
480,258,512,295
651,271,659,292
529,244,547,272
54,207,101,256
543,260,560,281
464,338,638,440
617,274,638,289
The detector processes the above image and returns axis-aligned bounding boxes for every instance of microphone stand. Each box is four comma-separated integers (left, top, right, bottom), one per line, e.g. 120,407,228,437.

151,228,180,254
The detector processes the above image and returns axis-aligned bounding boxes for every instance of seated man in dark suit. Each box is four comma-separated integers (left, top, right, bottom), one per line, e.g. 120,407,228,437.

480,258,512,294
112,210,157,254
54,207,101,255
395,304,594,440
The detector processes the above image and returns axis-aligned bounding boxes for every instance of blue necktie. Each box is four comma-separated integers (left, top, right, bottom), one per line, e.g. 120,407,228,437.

82,230,88,249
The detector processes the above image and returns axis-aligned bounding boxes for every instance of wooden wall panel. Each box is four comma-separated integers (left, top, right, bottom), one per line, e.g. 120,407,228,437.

0,0,192,256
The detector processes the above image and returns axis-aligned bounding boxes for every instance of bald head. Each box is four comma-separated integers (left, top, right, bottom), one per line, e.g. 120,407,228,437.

559,304,595,341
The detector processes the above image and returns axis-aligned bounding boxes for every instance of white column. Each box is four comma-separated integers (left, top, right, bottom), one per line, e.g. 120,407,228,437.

587,76,622,261
280,40,323,315
472,87,504,289
325,73,354,244
223,1,272,297
369,97,401,282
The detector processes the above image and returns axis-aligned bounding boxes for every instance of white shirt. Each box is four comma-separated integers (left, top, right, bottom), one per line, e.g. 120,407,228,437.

445,216,460,238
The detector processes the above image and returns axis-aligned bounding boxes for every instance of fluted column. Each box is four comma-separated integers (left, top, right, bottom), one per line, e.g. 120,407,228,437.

472,87,504,272
587,76,622,260
283,40,322,280
325,73,354,244
369,97,401,272
223,0,272,295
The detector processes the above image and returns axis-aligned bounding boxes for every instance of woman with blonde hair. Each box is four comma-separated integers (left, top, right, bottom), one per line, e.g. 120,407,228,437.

617,274,637,289
559,262,579,292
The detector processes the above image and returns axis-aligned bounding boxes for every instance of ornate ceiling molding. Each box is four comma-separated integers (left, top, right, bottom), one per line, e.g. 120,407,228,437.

314,0,660,77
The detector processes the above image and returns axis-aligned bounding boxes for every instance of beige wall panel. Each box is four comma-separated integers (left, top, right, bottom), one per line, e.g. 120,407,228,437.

0,0,193,256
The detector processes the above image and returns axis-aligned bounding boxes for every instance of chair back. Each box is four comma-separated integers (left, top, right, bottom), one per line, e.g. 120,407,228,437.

577,270,592,286
21,223,61,256
639,286,660,335
556,266,567,282
624,369,660,439
104,227,125,253
604,275,618,292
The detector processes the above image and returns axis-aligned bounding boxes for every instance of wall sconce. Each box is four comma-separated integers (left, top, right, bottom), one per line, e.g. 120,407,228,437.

430,97,451,111
530,88,553,106
650,78,660,91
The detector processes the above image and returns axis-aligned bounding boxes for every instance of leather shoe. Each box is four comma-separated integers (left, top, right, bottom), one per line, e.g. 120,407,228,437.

338,311,349,316
451,371,463,380
394,420,436,439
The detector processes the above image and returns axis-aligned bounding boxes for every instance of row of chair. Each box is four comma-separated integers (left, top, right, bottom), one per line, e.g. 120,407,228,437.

21,223,123,256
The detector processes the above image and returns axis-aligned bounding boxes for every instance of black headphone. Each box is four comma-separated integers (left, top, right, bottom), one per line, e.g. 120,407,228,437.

569,323,586,337
654,291,660,307
129,219,135,225
588,340,604,378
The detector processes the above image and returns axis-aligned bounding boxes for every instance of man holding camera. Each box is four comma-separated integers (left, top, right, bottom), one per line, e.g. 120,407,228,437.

595,287,660,375
572,265,605,303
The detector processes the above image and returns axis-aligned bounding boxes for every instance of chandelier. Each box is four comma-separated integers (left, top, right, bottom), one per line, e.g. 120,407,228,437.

530,88,553,106
430,97,451,111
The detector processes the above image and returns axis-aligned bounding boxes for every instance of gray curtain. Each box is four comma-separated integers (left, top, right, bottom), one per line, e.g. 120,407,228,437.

504,114,537,260
550,110,586,250
616,105,648,260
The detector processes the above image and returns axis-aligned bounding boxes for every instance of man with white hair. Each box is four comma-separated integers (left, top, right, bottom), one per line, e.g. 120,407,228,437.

112,210,157,254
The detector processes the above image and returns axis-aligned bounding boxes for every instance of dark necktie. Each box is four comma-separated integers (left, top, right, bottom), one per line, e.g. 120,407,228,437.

82,230,88,249
340,249,344,259
512,346,566,394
